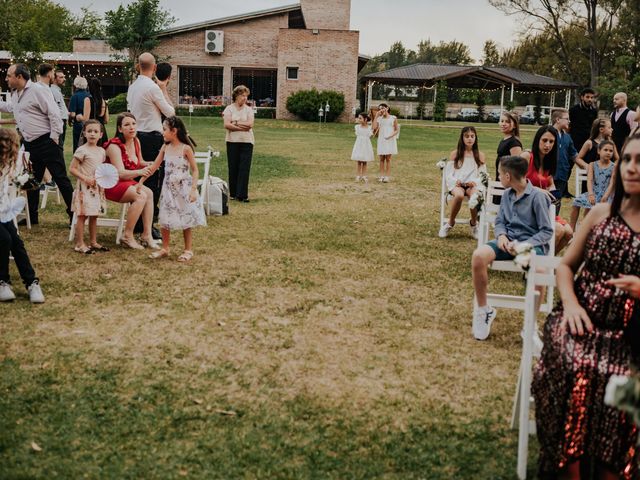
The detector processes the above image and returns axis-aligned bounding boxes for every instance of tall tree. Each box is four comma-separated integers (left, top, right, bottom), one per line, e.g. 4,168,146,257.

104,0,176,79
387,41,407,69
71,7,105,39
482,40,501,66
435,40,474,65
489,0,625,87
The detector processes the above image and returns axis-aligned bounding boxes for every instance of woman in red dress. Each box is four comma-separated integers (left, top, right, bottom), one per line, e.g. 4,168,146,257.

104,113,157,250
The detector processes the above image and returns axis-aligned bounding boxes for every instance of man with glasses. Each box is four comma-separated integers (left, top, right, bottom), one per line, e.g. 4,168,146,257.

551,108,578,202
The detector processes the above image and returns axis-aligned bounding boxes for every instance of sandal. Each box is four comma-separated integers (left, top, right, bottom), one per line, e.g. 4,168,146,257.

74,246,94,255
140,237,161,250
90,244,110,252
121,237,144,250
177,250,193,262
149,249,169,259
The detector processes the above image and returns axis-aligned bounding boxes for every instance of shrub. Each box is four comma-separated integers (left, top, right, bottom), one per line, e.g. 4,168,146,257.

255,107,276,119
107,93,127,114
286,88,345,122
175,106,225,117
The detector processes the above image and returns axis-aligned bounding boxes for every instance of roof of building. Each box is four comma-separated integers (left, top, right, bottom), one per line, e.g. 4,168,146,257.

360,63,578,91
0,50,124,65
158,3,302,37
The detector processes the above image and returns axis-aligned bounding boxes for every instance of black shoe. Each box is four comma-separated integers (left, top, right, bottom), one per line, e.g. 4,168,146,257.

239,198,250,203
18,219,37,226
151,226,162,240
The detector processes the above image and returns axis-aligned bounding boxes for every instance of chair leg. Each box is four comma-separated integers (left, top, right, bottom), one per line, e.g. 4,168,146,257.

68,212,77,242
115,204,128,245
40,187,48,210
511,365,522,430
55,187,61,205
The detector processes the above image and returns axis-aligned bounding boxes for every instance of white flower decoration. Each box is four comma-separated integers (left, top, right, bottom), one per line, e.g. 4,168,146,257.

605,375,630,406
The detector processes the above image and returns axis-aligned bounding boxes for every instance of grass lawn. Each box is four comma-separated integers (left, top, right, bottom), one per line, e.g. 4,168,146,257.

1,117,544,479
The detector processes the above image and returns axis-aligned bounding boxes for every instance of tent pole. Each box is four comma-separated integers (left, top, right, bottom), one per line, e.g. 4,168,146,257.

366,81,373,112
510,83,514,103
500,85,505,112
549,91,556,125
565,89,571,109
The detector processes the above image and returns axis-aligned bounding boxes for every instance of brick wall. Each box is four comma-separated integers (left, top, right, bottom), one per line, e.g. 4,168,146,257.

301,0,351,30
277,29,359,122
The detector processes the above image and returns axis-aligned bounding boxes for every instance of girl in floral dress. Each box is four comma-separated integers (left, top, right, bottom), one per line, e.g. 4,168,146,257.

141,116,206,262
532,134,640,479
69,120,108,254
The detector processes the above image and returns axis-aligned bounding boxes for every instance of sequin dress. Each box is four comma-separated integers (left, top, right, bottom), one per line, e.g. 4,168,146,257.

532,215,640,479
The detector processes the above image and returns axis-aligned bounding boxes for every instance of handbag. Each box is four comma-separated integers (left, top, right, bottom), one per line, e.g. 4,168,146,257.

16,148,41,191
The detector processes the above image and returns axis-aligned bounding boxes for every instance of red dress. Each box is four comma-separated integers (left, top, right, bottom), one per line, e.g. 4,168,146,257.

103,138,142,202
526,153,568,225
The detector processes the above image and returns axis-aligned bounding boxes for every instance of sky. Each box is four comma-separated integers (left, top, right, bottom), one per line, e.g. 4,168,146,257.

59,0,521,62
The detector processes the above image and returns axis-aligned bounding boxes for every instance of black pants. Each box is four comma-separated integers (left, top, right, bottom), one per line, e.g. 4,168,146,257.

0,221,37,287
72,122,83,152
227,142,253,200
23,134,73,224
137,131,165,221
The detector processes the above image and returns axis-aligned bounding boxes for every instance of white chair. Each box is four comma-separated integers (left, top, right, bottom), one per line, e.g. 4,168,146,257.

574,167,588,199
511,254,561,480
40,183,61,210
439,162,471,229
10,186,30,231
477,180,556,313
69,203,127,244
194,147,212,214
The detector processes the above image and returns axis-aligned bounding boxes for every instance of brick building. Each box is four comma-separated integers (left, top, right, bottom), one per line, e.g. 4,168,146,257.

154,0,366,121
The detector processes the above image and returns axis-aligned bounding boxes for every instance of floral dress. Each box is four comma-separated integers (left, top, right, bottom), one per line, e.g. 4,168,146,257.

573,161,614,209
532,215,640,479
158,145,206,230
71,144,107,216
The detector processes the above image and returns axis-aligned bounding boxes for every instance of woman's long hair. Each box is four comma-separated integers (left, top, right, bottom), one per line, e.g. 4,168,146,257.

164,116,195,151
0,129,19,178
454,126,481,169
531,125,558,176
88,78,104,120
610,133,640,218
589,118,610,141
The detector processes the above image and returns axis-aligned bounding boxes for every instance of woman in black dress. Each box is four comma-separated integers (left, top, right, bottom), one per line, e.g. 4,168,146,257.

496,111,523,179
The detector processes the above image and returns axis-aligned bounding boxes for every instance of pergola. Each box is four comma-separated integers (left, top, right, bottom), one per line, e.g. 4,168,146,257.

360,63,579,113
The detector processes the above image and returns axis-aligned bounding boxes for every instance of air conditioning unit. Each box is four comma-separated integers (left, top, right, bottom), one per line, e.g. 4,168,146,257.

204,30,224,54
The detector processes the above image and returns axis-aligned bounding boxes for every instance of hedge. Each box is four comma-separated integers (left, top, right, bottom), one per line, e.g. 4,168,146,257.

286,88,345,122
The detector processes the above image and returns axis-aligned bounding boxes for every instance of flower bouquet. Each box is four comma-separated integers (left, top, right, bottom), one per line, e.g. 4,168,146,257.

512,242,534,270
436,157,447,170
605,371,640,428
13,149,40,191
468,171,490,212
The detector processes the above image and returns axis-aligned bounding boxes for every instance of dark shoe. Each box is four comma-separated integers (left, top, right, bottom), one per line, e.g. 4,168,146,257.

151,226,162,240
240,198,250,203
18,219,37,226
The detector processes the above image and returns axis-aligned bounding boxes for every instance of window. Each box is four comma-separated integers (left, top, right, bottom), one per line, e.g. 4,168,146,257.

287,67,299,81
232,68,278,107
178,66,223,105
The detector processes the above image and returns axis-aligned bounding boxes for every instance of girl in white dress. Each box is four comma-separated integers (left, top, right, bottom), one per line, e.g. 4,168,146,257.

351,113,374,182
372,103,399,183
439,126,487,239
141,116,206,262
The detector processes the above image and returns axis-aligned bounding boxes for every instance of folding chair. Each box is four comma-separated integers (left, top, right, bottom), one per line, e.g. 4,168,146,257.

574,167,588,199
476,180,556,313
69,202,127,245
511,254,561,480
439,161,471,230
10,185,30,231
194,147,212,214
40,184,61,209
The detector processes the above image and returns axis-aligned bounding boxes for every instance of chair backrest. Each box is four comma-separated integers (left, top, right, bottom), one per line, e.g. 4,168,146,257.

575,167,588,197
194,148,212,203
477,180,506,247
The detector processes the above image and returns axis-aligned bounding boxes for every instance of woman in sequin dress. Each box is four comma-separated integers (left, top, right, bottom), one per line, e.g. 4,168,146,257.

532,134,640,479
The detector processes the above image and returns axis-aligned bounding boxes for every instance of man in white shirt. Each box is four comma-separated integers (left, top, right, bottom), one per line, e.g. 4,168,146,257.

127,53,175,236
50,69,69,148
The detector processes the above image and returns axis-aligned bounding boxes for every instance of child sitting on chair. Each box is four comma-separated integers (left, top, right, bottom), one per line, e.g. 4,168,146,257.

470,155,553,341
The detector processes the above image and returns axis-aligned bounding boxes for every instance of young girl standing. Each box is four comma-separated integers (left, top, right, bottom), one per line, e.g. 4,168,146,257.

142,116,206,262
439,126,486,239
570,139,616,230
0,129,44,303
351,113,374,182
69,120,108,254
372,103,398,182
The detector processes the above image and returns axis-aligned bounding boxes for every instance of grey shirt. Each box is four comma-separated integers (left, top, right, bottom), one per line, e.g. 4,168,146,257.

494,180,554,254
0,80,63,142
50,84,69,120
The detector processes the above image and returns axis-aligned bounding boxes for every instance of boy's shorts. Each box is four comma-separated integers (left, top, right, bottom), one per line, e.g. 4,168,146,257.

487,240,545,261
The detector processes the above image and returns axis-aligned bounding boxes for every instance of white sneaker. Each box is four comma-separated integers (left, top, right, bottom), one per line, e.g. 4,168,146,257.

355,175,361,182
438,223,453,238
361,176,368,183
470,223,478,239
0,281,15,302
382,176,389,183
377,176,384,182
473,306,496,340
28,280,45,304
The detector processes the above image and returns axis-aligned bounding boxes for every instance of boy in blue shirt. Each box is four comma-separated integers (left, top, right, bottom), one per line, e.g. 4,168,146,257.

471,155,554,340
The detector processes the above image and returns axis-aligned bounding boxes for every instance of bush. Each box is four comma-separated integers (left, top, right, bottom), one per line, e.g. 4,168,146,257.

175,106,225,117
107,93,127,114
286,88,345,122
255,107,276,119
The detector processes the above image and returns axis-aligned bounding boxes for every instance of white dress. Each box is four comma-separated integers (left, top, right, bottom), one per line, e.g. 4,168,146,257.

351,125,374,162
444,155,487,192
376,115,398,155
158,145,207,230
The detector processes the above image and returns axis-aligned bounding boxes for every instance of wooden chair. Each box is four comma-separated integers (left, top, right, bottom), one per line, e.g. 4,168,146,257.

511,254,561,480
40,183,61,210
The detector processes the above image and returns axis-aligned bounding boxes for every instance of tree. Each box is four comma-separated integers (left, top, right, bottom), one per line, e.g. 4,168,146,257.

104,0,176,79
0,0,76,65
71,7,105,39
436,40,474,65
387,41,407,69
482,40,501,66
489,0,625,87
433,81,448,122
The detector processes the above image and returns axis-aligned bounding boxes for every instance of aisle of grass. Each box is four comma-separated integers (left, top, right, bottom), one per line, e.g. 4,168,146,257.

1,117,539,479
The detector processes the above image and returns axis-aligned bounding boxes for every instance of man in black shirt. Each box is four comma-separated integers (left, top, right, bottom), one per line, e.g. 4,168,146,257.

569,88,598,152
